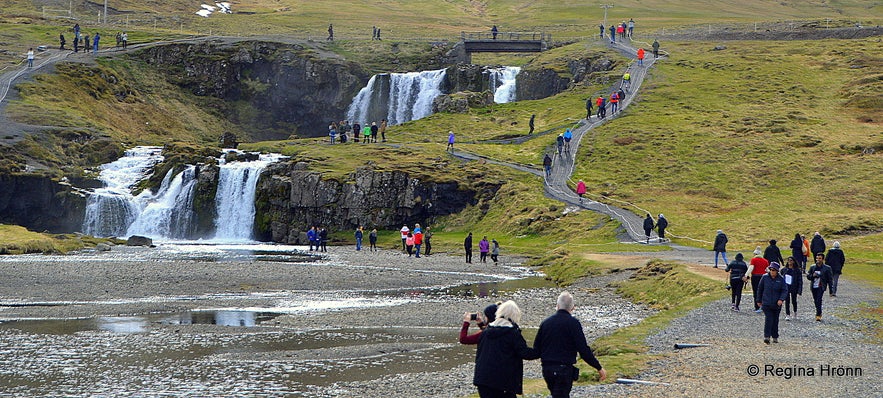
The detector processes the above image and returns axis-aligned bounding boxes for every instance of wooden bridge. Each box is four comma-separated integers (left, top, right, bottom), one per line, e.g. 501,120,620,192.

447,31,550,63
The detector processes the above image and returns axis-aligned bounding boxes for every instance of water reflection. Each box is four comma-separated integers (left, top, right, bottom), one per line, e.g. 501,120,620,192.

97,316,148,333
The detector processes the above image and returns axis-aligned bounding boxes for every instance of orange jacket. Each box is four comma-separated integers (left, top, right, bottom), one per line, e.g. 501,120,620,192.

637,48,645,60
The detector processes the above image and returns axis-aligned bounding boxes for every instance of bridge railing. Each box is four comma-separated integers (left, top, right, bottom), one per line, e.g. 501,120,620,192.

461,31,551,42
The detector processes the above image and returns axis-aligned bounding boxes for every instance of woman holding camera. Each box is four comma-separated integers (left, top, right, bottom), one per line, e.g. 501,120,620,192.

460,303,498,345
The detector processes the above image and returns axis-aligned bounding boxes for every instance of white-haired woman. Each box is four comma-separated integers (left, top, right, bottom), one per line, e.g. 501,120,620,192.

472,300,538,398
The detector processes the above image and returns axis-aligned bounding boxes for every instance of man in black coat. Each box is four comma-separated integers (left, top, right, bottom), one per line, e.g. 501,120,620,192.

656,214,668,242
810,232,826,259
763,239,784,266
464,232,473,263
713,230,729,268
642,214,654,244
826,241,846,297
534,292,607,397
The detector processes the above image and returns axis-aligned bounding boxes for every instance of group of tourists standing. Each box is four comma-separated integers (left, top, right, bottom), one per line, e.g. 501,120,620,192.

305,226,329,252
399,223,431,257
720,230,846,344
461,291,607,397
328,120,387,144
463,232,500,264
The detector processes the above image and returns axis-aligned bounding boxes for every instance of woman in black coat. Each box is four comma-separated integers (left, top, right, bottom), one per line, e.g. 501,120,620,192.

789,233,805,268
473,300,538,397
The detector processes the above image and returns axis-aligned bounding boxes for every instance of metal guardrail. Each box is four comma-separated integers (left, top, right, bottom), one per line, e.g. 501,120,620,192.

460,31,551,42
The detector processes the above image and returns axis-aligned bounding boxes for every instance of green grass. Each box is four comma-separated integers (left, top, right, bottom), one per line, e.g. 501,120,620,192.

0,224,118,254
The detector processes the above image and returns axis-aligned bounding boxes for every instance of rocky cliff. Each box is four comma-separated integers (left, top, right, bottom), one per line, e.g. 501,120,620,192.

253,161,490,243
0,174,86,233
136,40,369,140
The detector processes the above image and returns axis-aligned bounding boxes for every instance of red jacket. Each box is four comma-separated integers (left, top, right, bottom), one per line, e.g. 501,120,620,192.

637,48,645,60
414,232,423,245
750,257,770,276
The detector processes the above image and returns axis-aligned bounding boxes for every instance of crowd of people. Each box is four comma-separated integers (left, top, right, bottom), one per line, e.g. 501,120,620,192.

722,231,846,343
328,120,388,144
461,292,607,397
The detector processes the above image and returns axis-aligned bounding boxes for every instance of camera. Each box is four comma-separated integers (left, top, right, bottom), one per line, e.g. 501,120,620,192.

470,313,479,321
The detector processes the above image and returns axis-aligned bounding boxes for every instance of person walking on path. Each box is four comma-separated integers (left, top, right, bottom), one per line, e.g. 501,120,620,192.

628,18,635,38
609,25,616,43
534,291,607,398
92,32,100,55
782,256,802,320
789,233,806,268
491,239,500,263
556,133,564,155
59,33,66,50
713,229,729,268
756,262,787,344
472,300,537,398
599,23,604,39
354,226,363,251
529,114,536,134
807,253,834,321
562,128,572,152
652,39,660,58
810,232,826,259
763,239,784,267
121,32,128,49
447,131,455,153
642,214,654,244
399,224,410,252
826,241,845,296
327,24,334,41
747,247,770,312
656,214,668,242
478,236,490,263
595,96,606,119
26,48,34,68
575,180,587,203
725,253,749,311
636,48,645,66
543,153,552,178
464,232,473,263
368,228,378,252
584,97,593,120
621,70,631,91
423,227,433,255
609,91,619,114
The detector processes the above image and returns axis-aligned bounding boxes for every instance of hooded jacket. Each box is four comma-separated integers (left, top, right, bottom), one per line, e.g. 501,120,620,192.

763,242,784,265
826,247,845,274
473,324,538,394
713,232,728,252
725,253,748,280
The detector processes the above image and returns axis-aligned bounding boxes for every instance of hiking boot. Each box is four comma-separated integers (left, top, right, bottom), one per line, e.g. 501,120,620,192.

772,338,778,343
763,338,770,345
816,315,822,322
785,315,791,321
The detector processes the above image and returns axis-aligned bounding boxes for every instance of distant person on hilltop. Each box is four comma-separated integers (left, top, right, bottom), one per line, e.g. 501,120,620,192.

447,131,455,152
491,25,498,40
59,33,66,50
599,23,604,39
713,229,729,268
93,32,100,55
327,24,334,41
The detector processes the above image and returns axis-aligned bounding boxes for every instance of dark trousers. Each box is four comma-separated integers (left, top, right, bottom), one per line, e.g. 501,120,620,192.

465,249,472,263
424,240,431,255
476,385,516,398
730,278,745,308
402,238,407,252
762,305,781,338
491,254,498,263
542,364,574,398
480,252,488,262
750,274,763,310
785,290,799,315
811,287,825,316
407,245,413,256
658,228,666,239
830,274,840,295
369,239,377,251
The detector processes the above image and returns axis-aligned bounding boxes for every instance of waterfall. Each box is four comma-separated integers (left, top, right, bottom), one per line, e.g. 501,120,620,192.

347,69,447,126
82,146,164,237
213,152,285,241
126,165,200,240
490,66,521,103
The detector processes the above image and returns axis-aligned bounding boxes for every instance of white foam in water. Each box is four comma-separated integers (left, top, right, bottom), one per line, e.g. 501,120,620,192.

491,66,521,103
347,69,447,125
213,152,288,241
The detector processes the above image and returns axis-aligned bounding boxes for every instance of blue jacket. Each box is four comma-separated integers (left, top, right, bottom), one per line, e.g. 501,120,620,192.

757,274,788,307
306,229,317,242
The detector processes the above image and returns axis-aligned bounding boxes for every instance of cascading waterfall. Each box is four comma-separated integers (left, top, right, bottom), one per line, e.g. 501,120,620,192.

126,165,200,240
213,152,286,241
82,146,164,238
489,66,521,103
346,69,447,126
